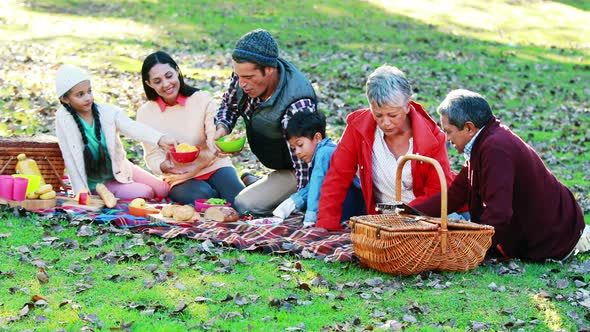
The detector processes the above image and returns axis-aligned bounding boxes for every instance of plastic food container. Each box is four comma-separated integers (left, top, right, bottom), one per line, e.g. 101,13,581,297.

170,146,200,163
216,136,246,153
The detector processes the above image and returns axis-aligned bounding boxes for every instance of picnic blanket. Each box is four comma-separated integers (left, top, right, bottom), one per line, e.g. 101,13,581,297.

31,198,355,263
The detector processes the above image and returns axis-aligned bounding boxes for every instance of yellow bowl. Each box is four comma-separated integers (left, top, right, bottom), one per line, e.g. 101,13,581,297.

12,174,41,195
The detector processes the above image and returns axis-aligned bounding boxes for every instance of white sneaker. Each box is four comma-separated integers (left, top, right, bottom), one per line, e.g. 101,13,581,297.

574,224,590,254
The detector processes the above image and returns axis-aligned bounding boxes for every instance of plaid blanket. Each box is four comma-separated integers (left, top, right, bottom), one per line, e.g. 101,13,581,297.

33,199,355,262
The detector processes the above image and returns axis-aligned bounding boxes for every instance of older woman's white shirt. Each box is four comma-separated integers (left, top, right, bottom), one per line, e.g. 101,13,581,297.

371,127,416,204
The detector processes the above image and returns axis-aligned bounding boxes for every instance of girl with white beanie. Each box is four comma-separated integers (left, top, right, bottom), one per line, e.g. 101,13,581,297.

55,64,176,200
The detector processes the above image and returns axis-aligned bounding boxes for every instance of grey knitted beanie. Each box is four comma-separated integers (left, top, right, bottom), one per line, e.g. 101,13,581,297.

232,29,279,68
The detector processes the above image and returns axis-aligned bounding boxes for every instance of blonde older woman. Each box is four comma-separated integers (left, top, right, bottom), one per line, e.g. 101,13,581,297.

316,65,454,231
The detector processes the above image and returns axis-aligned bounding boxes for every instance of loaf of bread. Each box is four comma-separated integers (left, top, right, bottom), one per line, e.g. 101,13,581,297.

204,206,239,222
95,183,117,208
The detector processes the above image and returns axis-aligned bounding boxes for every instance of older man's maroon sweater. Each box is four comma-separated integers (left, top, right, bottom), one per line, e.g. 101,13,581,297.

415,118,585,261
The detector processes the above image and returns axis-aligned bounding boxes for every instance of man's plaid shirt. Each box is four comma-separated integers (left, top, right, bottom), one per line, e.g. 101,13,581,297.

216,73,317,189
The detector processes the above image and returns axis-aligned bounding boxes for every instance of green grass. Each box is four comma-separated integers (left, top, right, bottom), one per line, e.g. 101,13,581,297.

0,0,589,329
0,211,588,331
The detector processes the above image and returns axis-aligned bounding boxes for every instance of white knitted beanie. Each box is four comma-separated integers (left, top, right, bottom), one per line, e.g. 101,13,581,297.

55,64,91,97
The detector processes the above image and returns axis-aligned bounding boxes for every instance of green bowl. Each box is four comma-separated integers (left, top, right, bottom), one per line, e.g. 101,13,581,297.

216,136,246,153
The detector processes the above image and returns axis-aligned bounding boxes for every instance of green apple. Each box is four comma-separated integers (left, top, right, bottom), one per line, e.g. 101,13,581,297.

129,198,146,208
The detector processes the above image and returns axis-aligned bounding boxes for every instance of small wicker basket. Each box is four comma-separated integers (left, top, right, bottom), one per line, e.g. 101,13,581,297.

0,135,66,191
349,154,495,275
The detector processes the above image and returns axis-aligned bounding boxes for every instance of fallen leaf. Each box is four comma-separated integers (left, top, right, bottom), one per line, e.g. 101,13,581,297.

169,301,188,316
224,311,243,319
555,278,569,289
234,293,249,306
59,299,72,308
194,296,213,303
144,264,158,273
298,282,311,291
19,303,32,317
17,245,31,254
369,310,386,318
76,225,95,237
108,320,134,331
285,323,305,331
365,277,384,287
140,309,155,316
0,270,16,278
470,321,489,331
220,294,234,302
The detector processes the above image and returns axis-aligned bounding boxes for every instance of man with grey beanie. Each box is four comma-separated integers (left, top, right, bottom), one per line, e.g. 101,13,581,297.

214,29,318,216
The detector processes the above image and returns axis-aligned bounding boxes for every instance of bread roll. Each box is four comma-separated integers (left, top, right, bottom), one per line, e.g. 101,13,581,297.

173,205,196,221
204,206,239,222
161,205,176,218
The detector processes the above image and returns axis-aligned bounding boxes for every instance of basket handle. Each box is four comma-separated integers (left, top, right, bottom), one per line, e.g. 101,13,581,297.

0,156,14,175
44,156,67,190
395,154,448,250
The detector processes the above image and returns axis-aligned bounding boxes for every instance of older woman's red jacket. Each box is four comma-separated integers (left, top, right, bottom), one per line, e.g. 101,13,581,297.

316,101,454,231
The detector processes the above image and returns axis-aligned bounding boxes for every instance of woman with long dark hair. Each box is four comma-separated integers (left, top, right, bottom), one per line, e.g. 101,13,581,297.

136,51,244,205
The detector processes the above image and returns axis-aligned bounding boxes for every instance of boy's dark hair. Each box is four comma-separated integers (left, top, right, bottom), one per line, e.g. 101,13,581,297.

285,111,326,140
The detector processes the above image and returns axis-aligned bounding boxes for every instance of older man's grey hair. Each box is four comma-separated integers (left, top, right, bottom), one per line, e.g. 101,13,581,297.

365,65,412,108
437,89,493,129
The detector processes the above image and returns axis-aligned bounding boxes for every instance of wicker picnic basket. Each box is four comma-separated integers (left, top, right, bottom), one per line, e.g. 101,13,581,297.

0,135,66,191
349,154,495,275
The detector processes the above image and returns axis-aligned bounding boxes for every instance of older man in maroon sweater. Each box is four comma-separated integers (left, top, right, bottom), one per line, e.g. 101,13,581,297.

414,89,588,261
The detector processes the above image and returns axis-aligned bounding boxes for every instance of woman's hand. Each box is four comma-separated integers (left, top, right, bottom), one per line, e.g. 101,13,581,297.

162,150,218,185
163,172,191,185
160,152,195,175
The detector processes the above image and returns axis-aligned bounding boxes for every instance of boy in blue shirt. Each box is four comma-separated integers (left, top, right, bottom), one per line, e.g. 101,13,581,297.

273,112,365,227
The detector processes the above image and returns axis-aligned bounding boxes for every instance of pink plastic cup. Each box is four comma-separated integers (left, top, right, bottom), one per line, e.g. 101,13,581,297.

12,177,29,201
0,175,14,200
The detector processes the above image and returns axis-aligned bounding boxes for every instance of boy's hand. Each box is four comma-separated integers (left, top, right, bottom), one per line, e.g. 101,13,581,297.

302,221,315,228
272,198,296,219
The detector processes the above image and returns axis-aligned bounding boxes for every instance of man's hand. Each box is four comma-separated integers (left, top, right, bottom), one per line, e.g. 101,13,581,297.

213,125,228,142
157,135,177,151
211,125,237,157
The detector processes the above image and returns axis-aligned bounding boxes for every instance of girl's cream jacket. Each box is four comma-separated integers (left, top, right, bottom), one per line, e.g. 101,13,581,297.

55,103,163,194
